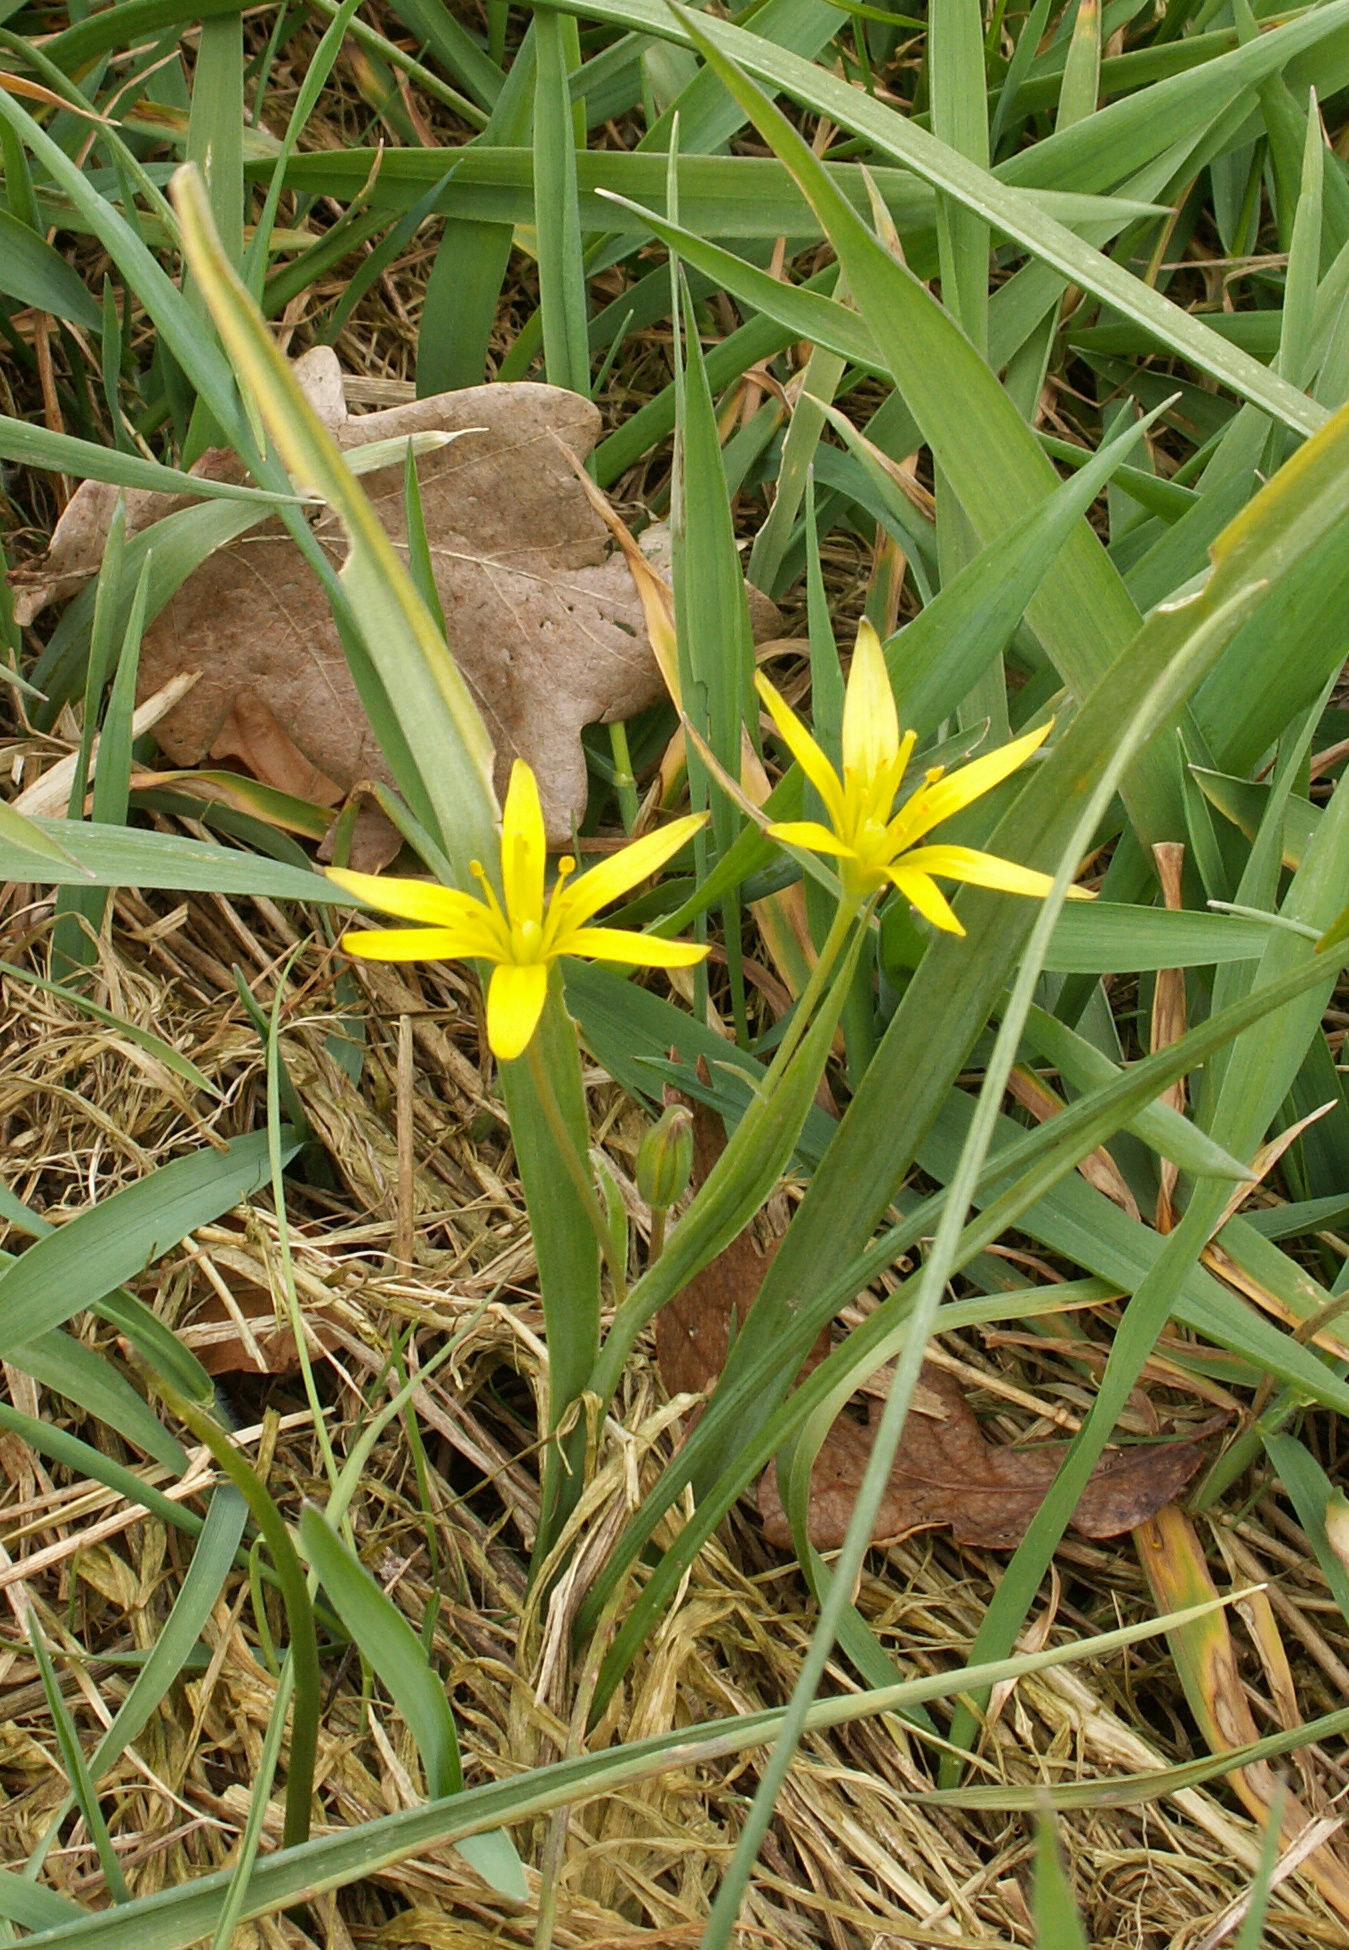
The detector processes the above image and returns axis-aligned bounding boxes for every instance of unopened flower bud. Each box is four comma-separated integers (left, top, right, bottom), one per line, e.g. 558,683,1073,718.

636,1106,694,1209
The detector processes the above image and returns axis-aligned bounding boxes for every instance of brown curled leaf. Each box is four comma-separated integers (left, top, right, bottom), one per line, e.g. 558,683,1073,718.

758,1363,1211,1552
655,1075,829,1405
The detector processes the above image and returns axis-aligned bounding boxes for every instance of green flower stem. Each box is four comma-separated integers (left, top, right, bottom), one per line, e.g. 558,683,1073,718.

607,720,640,833
525,1028,628,1308
768,894,860,1075
589,894,864,1408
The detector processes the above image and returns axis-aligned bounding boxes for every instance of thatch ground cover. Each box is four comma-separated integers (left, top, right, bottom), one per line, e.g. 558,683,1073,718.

5,907,1349,1948
7,0,1349,1943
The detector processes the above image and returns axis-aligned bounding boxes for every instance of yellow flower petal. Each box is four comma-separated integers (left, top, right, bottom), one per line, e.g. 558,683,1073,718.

901,844,1057,899
486,960,549,1062
326,867,494,934
764,820,854,858
552,812,707,935
500,759,547,930
889,866,964,934
755,672,847,829
842,619,901,785
339,925,485,963
890,719,1052,849
562,926,709,967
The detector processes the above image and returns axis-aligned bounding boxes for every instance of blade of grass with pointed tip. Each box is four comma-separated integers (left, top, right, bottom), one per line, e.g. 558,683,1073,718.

27,1621,130,1904
0,1132,294,1360
0,1597,1243,1950
171,165,499,880
0,1245,189,1468
298,1508,526,1898
0,209,102,329
1262,1434,1349,1629
0,802,86,874
27,1487,248,1878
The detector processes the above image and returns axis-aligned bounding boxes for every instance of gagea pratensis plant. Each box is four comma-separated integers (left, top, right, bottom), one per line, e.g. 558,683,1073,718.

758,619,1087,927
327,759,708,1060
329,628,1081,1069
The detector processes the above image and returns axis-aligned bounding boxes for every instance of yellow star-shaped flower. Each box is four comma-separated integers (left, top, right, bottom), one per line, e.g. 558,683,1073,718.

758,619,1075,931
328,761,707,1062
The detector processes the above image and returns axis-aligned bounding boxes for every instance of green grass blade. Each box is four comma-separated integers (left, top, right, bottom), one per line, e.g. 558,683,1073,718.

929,0,991,349
1032,1807,1090,1950
171,165,499,880
535,8,592,395
1262,1434,1349,1628
2,1317,187,1472
88,555,151,831
27,1488,248,1878
0,209,101,329
160,1393,318,1849
27,1621,130,1904
186,13,244,269
1055,0,1101,130
0,1132,295,1359
298,1508,527,1898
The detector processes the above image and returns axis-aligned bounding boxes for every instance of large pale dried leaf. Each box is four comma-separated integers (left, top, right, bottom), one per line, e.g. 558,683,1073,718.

17,349,777,844
758,1363,1208,1551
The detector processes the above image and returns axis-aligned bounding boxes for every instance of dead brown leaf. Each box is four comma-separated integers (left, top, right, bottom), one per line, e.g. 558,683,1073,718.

178,1287,336,1377
14,349,778,846
654,1091,783,1402
758,1363,1209,1551
654,1078,828,1403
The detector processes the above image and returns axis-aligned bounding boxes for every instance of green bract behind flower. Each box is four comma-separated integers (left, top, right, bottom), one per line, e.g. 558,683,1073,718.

757,619,1085,929
328,761,707,1062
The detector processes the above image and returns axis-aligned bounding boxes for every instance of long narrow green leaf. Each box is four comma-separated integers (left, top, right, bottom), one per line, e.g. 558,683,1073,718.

535,8,591,394
0,1597,1243,1950
298,1509,526,1898
0,209,101,328
171,166,499,881
0,1133,294,1359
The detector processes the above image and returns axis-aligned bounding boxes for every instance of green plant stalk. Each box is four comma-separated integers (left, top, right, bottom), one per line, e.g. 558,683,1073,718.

607,719,640,832
698,555,1248,1950
159,1389,319,1849
499,979,603,1570
525,1029,627,1304
588,895,863,1406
